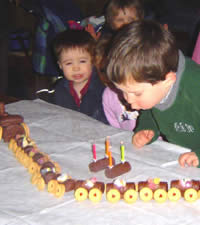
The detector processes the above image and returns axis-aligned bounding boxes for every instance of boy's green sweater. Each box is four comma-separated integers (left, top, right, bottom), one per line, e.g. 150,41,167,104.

135,54,200,166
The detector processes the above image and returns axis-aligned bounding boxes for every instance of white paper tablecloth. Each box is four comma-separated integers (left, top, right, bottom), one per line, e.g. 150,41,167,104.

1,99,200,225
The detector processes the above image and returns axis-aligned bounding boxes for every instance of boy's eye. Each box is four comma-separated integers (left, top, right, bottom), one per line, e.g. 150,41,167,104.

65,62,72,65
128,17,135,22
134,92,142,97
80,60,87,63
116,19,123,23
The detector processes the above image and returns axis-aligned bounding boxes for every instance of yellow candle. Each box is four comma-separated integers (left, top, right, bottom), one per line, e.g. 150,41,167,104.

120,141,125,163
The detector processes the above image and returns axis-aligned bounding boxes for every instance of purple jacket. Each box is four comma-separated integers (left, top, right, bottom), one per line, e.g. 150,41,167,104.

103,87,139,131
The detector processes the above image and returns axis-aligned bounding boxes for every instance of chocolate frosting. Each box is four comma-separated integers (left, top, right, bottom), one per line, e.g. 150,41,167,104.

105,161,131,179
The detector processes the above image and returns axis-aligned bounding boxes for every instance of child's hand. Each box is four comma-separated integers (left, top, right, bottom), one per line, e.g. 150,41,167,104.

132,130,154,149
85,24,101,40
179,152,199,167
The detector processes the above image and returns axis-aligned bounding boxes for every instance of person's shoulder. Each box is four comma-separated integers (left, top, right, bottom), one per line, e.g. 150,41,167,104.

103,86,120,103
54,77,69,94
103,86,117,96
90,70,106,88
184,57,200,76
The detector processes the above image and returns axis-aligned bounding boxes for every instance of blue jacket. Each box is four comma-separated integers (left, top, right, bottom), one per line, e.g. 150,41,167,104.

53,70,108,124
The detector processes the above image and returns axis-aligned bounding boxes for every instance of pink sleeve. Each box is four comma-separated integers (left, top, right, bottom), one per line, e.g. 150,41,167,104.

192,33,200,64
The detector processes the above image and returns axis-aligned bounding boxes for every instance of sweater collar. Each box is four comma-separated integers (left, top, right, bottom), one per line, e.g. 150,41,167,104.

155,50,185,110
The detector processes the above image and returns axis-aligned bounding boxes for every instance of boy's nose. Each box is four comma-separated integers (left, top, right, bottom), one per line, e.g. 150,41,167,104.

124,93,138,109
73,64,80,71
123,92,134,104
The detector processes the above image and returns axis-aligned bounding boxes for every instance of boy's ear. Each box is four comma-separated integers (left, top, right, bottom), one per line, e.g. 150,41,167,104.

164,72,176,87
58,61,62,70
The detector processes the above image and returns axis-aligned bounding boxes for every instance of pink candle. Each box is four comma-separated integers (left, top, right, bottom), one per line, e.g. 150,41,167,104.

92,143,97,161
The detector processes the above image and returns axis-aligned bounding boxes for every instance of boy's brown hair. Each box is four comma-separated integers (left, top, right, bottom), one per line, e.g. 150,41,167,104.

106,20,179,85
53,29,95,62
94,33,113,85
105,0,144,29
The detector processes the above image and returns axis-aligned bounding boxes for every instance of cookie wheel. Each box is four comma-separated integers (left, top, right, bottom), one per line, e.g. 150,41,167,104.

47,180,58,194
28,161,39,174
12,142,18,154
8,138,15,150
36,177,45,191
168,187,181,202
15,148,22,161
31,172,41,185
154,189,167,203
139,187,153,202
89,188,103,203
184,188,198,202
74,187,88,201
106,189,121,203
18,152,26,165
54,184,65,198
0,126,2,141
124,189,138,204
21,153,29,167
20,122,30,137
24,156,32,168
198,190,200,199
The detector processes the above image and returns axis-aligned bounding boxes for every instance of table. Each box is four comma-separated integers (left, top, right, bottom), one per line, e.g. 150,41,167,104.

1,99,200,225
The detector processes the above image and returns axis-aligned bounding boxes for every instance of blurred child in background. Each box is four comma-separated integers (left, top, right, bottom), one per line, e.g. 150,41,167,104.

86,0,144,40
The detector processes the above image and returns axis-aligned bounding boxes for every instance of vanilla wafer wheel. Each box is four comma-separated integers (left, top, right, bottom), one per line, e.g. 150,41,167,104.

168,187,181,202
8,138,15,150
28,161,39,174
184,188,198,202
0,126,2,141
21,122,30,137
198,190,200,199
22,153,32,168
47,180,58,194
154,189,167,203
14,146,22,157
139,187,153,202
36,177,45,191
18,152,26,165
15,148,22,161
24,155,31,168
12,141,18,154
21,153,28,167
54,184,65,198
124,189,138,204
106,189,121,203
31,173,41,185
89,188,103,203
74,188,88,201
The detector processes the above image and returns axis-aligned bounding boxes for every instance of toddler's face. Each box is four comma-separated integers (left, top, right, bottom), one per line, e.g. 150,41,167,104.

58,48,92,86
112,7,138,30
114,76,174,110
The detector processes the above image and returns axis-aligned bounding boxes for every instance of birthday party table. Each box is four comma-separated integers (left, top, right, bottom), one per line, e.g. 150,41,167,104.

1,99,200,225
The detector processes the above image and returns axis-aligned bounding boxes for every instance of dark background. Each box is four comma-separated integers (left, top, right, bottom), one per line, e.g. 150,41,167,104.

5,0,200,102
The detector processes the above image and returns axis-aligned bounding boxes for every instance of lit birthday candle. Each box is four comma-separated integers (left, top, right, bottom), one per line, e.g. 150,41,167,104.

92,143,97,162
120,141,125,163
105,136,110,157
108,148,113,168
